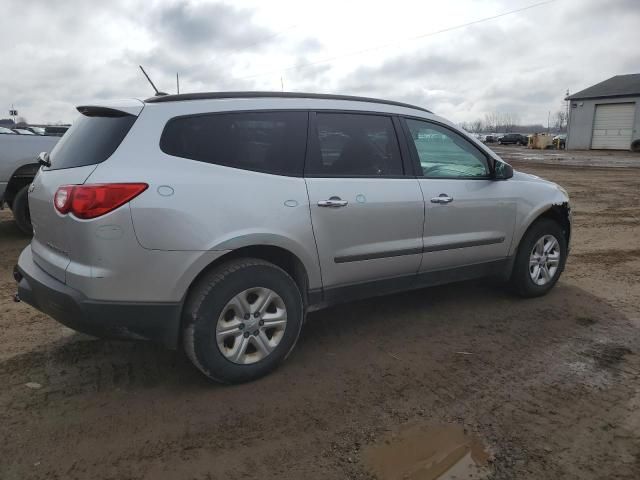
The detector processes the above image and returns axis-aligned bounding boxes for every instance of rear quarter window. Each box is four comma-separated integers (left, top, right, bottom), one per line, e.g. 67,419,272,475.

160,111,308,176
48,112,136,170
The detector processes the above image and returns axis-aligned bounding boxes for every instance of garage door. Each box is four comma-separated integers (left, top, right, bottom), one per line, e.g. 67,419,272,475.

591,103,635,150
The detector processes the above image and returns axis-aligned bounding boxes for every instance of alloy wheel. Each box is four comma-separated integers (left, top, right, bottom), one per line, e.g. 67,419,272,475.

216,287,287,364
529,234,561,286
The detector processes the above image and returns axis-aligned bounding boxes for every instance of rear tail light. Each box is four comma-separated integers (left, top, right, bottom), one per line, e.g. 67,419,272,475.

54,183,148,219
54,186,74,214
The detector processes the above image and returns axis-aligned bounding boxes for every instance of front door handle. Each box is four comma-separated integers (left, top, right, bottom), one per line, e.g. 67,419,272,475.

318,196,348,208
430,194,454,204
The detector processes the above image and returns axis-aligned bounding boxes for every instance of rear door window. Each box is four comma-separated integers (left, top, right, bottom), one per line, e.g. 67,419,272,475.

49,111,137,170
160,111,308,176
306,113,403,177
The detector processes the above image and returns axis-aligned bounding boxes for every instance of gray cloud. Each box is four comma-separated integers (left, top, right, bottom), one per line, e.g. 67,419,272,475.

0,0,638,126
153,1,273,51
338,53,480,95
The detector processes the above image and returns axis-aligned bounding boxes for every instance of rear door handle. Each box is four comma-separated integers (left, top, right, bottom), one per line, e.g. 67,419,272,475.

430,194,453,204
318,196,348,208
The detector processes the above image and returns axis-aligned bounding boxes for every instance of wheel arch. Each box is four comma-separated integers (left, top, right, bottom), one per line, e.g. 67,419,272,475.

184,244,313,311
3,163,39,206
511,202,571,258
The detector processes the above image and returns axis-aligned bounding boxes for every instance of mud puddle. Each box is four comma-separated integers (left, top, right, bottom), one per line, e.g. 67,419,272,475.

362,423,491,480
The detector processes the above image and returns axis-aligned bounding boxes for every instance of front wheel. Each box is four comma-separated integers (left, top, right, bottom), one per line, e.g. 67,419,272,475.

182,258,304,383
511,219,567,297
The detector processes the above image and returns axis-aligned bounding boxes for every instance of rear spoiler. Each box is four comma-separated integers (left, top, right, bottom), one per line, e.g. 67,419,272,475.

76,98,144,117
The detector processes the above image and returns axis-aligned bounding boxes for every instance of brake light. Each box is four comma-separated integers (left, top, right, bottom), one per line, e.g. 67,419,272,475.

54,183,148,219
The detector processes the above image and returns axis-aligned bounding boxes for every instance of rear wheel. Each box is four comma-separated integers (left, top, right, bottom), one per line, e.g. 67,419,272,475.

511,219,567,297
183,258,304,383
11,185,33,235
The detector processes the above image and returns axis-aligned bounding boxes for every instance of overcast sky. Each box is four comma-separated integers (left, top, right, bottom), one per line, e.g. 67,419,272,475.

1,0,638,125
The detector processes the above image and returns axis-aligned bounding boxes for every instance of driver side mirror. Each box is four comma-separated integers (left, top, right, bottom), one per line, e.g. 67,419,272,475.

493,161,513,180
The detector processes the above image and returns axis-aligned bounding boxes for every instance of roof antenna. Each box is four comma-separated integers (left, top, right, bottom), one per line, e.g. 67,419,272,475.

139,65,168,96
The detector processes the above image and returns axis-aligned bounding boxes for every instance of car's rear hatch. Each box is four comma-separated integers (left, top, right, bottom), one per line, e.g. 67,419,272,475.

28,100,143,283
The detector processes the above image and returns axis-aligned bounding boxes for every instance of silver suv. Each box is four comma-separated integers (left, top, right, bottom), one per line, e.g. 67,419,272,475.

15,92,571,383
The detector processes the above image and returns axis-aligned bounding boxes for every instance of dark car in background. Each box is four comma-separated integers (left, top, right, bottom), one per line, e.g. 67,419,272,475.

553,134,566,149
498,133,528,145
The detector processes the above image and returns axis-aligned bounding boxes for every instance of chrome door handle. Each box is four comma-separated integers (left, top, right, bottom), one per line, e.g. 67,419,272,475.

318,197,348,208
431,194,453,204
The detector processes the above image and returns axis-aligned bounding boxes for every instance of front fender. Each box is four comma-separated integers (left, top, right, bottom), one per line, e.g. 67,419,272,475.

509,188,570,257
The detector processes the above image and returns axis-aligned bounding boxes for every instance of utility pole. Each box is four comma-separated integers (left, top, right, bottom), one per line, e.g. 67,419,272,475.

565,88,570,132
547,111,550,134
10,104,17,125
177,73,180,94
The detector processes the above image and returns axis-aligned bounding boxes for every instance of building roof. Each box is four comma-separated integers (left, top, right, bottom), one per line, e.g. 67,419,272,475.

566,74,640,100
144,91,432,113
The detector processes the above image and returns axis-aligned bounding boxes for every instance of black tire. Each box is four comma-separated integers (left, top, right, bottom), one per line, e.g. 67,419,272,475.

11,184,33,235
511,218,567,298
182,258,304,384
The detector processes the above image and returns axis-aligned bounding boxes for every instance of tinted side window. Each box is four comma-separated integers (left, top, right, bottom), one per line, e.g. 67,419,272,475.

405,119,489,178
307,113,402,176
49,113,136,170
160,111,308,176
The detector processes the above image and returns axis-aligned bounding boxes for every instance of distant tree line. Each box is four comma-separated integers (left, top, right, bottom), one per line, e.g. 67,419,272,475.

0,116,29,128
459,110,568,134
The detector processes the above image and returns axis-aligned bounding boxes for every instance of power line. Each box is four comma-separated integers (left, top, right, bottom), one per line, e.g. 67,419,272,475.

239,0,556,81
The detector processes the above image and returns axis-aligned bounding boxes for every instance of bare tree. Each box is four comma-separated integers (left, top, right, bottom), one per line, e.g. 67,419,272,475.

470,119,483,133
553,110,567,132
501,113,520,133
484,112,520,133
484,112,500,133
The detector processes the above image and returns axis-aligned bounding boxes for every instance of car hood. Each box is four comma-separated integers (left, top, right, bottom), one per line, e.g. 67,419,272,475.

511,169,570,202
512,170,553,185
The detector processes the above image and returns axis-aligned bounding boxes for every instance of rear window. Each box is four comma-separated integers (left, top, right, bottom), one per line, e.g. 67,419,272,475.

160,111,308,176
48,112,136,170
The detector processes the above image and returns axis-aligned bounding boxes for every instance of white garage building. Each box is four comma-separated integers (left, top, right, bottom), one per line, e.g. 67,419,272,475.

566,74,640,151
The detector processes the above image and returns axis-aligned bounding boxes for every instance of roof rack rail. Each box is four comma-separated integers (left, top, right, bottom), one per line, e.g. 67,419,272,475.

144,91,432,113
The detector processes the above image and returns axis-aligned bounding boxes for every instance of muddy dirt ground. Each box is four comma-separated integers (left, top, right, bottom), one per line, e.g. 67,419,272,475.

1,148,639,479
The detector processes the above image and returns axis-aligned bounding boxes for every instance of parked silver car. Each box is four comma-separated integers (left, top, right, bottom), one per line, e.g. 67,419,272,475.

1,133,59,233
15,92,571,383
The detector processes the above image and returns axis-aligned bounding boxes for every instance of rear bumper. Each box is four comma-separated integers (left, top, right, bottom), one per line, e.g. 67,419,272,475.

15,246,182,349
